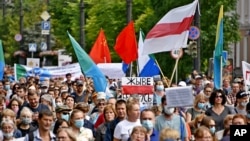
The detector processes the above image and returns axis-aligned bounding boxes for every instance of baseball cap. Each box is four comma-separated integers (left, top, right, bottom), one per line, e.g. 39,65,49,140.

236,91,248,99
55,105,71,113
97,92,106,100
178,81,187,87
195,75,202,79
77,80,83,86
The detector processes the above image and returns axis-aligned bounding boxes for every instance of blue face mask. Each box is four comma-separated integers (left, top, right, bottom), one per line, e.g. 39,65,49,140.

156,85,164,91
142,120,154,130
4,85,10,90
61,114,69,121
241,102,248,107
210,127,216,134
197,102,205,109
74,119,84,128
247,113,250,119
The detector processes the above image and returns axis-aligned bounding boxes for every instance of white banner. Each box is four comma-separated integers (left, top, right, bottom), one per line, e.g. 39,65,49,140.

242,61,250,93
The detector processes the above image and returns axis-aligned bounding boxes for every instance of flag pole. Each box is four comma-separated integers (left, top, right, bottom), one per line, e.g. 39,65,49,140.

154,59,170,87
170,58,180,86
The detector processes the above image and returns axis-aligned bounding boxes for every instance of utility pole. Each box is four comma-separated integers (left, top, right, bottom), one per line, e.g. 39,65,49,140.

126,0,132,77
2,0,6,21
194,1,200,72
80,0,85,48
46,0,51,66
19,0,25,64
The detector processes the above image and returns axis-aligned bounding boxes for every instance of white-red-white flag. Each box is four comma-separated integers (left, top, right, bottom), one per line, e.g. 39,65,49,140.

142,0,198,55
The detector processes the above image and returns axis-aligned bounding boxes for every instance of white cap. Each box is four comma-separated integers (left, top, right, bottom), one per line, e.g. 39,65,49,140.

97,92,106,100
178,81,187,87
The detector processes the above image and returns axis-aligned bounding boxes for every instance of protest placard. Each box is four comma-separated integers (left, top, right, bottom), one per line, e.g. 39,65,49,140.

165,86,193,108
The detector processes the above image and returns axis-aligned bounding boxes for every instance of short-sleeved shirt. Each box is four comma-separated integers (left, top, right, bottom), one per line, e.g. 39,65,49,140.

71,91,88,103
205,106,234,131
113,119,141,141
155,114,187,139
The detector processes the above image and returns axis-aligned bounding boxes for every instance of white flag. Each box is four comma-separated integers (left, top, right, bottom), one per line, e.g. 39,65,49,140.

142,0,198,55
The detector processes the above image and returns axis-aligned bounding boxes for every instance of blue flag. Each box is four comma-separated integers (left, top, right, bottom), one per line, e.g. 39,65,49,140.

0,40,5,80
214,5,223,89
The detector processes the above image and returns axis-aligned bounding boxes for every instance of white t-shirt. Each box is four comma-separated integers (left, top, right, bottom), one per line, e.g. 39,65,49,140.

113,119,141,141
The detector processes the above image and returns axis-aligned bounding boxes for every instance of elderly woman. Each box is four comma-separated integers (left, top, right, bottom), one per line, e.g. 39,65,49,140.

17,107,37,137
159,128,180,141
41,94,54,112
95,105,117,141
128,126,148,141
1,108,22,138
0,118,17,141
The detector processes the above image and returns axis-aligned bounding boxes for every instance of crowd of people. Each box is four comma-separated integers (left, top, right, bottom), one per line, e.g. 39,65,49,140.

0,66,248,141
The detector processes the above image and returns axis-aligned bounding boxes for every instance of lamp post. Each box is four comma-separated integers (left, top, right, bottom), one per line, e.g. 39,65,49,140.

18,0,25,64
194,1,201,72
126,0,132,77
80,0,85,48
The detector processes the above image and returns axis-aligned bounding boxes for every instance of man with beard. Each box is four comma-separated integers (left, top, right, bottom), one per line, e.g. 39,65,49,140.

71,80,88,103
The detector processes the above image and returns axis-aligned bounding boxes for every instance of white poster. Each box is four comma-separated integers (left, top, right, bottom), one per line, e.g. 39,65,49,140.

26,58,40,68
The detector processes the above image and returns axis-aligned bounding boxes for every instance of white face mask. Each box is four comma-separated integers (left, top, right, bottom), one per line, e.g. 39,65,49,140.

164,105,175,115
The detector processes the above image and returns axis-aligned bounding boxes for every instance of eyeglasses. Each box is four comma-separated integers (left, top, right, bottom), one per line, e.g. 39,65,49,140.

215,95,223,98
98,103,106,106
209,124,215,128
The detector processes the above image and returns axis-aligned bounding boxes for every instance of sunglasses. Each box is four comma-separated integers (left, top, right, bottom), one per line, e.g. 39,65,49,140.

62,112,69,115
98,103,106,106
215,95,223,98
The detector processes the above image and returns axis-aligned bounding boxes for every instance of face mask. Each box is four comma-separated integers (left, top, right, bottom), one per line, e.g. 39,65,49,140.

13,108,19,114
56,102,63,107
164,106,174,115
247,113,250,119
3,132,13,139
41,89,47,93
21,117,32,125
197,102,205,109
204,94,210,99
241,102,248,107
74,119,84,128
142,120,154,130
4,85,10,90
61,114,69,121
197,123,200,128
156,85,164,91
210,127,216,134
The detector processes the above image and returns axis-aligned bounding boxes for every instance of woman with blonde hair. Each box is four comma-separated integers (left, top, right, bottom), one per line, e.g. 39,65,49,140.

129,126,148,141
57,128,77,141
159,128,180,141
194,126,217,141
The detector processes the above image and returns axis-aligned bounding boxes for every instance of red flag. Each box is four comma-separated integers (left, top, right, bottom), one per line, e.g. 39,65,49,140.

114,21,138,64
89,29,111,64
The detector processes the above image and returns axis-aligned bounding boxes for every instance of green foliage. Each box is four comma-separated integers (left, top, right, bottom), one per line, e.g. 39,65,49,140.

0,0,240,80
